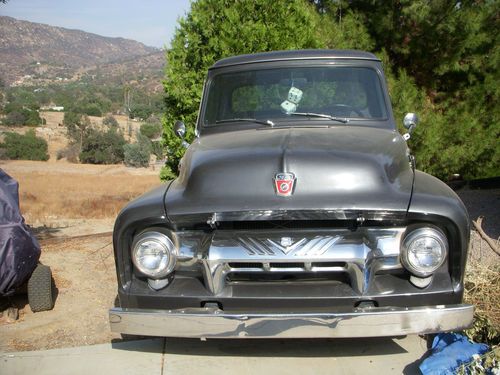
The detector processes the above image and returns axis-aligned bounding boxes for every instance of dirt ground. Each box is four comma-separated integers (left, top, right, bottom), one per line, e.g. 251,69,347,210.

0,160,161,352
0,232,119,352
0,160,498,353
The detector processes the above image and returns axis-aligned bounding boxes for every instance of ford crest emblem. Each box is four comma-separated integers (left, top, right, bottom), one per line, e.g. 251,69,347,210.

274,172,296,196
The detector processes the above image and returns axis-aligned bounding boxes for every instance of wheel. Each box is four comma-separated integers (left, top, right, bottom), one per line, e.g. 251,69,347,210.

27,264,54,312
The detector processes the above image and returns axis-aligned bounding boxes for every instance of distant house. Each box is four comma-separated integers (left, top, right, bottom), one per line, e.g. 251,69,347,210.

41,106,64,112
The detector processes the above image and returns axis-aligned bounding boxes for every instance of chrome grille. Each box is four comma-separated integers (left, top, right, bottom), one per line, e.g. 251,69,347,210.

197,228,406,295
235,236,340,257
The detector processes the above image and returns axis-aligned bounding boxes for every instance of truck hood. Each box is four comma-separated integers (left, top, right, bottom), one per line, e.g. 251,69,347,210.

165,126,413,222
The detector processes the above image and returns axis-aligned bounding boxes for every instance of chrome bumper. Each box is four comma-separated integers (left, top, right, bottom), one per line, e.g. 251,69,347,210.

109,304,473,339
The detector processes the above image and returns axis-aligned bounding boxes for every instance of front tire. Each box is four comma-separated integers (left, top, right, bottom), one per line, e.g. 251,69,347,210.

27,264,54,312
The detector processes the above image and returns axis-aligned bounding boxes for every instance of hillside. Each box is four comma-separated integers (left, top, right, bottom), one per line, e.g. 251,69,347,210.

0,16,164,87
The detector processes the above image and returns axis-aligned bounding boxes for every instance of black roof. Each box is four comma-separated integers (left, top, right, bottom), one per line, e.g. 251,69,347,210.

210,49,379,69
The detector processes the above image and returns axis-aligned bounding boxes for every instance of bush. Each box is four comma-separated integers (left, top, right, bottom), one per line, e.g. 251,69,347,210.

124,134,151,168
102,115,119,128
2,107,44,126
0,130,49,160
150,140,164,159
140,122,162,139
56,144,80,163
79,128,126,164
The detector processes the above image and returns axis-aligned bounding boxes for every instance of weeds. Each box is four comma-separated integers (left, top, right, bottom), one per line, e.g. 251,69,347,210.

460,232,500,374
14,169,159,222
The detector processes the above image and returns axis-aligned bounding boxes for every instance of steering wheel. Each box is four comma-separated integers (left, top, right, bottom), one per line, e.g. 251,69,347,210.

331,104,364,117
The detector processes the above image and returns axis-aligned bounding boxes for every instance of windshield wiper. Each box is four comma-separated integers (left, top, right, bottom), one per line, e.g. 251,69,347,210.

215,118,275,127
289,112,349,124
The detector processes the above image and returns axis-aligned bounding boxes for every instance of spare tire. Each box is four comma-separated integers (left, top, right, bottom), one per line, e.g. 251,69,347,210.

27,264,54,312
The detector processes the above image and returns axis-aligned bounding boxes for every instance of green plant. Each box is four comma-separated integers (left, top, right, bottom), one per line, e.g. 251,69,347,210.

124,134,152,168
140,122,162,139
102,115,119,128
0,129,49,160
79,128,126,164
2,107,44,126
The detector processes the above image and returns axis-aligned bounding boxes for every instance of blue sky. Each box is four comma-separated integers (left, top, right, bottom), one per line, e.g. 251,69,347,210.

0,0,192,48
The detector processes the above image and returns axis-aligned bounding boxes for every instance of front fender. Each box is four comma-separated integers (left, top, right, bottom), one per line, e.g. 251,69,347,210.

407,171,470,292
112,182,173,295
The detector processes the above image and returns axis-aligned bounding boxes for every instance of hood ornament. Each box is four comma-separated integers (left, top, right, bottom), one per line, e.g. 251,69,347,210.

274,172,296,196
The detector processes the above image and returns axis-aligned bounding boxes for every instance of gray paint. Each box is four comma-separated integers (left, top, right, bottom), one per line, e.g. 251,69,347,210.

165,127,413,218
210,49,380,69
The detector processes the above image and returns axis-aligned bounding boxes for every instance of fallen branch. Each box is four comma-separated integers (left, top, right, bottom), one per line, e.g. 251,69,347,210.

473,216,500,256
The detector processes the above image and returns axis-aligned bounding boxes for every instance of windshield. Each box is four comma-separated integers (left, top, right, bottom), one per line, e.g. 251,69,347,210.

202,66,388,126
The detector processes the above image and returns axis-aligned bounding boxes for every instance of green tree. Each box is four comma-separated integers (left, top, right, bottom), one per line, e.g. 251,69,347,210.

316,0,500,179
0,130,49,161
124,134,152,168
79,128,126,164
162,0,326,177
64,111,91,147
2,103,44,126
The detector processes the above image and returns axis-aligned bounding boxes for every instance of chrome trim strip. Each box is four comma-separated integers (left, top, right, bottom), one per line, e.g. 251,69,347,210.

170,209,407,224
110,304,474,339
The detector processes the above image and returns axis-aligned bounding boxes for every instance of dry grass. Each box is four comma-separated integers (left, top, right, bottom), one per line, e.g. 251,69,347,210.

464,231,500,345
10,168,160,223
18,174,159,222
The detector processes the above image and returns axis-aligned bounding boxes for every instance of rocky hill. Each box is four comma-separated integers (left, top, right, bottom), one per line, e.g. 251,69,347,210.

0,16,163,86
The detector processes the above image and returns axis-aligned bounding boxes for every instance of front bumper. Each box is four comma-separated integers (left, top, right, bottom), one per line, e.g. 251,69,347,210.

109,304,473,339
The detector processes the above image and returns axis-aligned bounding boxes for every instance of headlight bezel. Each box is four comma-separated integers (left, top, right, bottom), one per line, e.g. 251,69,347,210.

401,226,448,277
131,230,178,279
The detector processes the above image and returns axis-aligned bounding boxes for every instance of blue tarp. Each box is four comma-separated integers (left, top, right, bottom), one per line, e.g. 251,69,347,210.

420,333,490,375
0,169,41,296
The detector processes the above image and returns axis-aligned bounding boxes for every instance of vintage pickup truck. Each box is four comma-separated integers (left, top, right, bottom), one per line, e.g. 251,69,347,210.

109,50,473,339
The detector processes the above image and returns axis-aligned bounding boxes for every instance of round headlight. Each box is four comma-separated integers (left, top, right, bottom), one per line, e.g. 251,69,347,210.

131,231,177,279
401,227,448,277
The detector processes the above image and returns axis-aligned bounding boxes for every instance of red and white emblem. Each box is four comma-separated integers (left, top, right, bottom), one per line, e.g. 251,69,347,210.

274,172,296,196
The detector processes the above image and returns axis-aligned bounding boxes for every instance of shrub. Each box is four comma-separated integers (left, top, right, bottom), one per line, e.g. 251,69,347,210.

124,134,151,168
2,107,44,126
150,140,164,159
56,144,80,163
79,128,126,164
140,122,162,139
102,115,119,128
0,130,49,160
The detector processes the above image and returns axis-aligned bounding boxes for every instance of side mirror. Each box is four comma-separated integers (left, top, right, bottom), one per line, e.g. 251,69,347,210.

402,113,419,140
174,120,186,138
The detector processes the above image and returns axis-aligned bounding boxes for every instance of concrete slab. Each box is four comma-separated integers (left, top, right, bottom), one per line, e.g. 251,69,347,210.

161,335,427,375
0,338,165,375
0,335,427,375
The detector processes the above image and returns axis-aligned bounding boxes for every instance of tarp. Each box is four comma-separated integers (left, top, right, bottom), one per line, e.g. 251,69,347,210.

0,168,41,296
420,333,490,375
